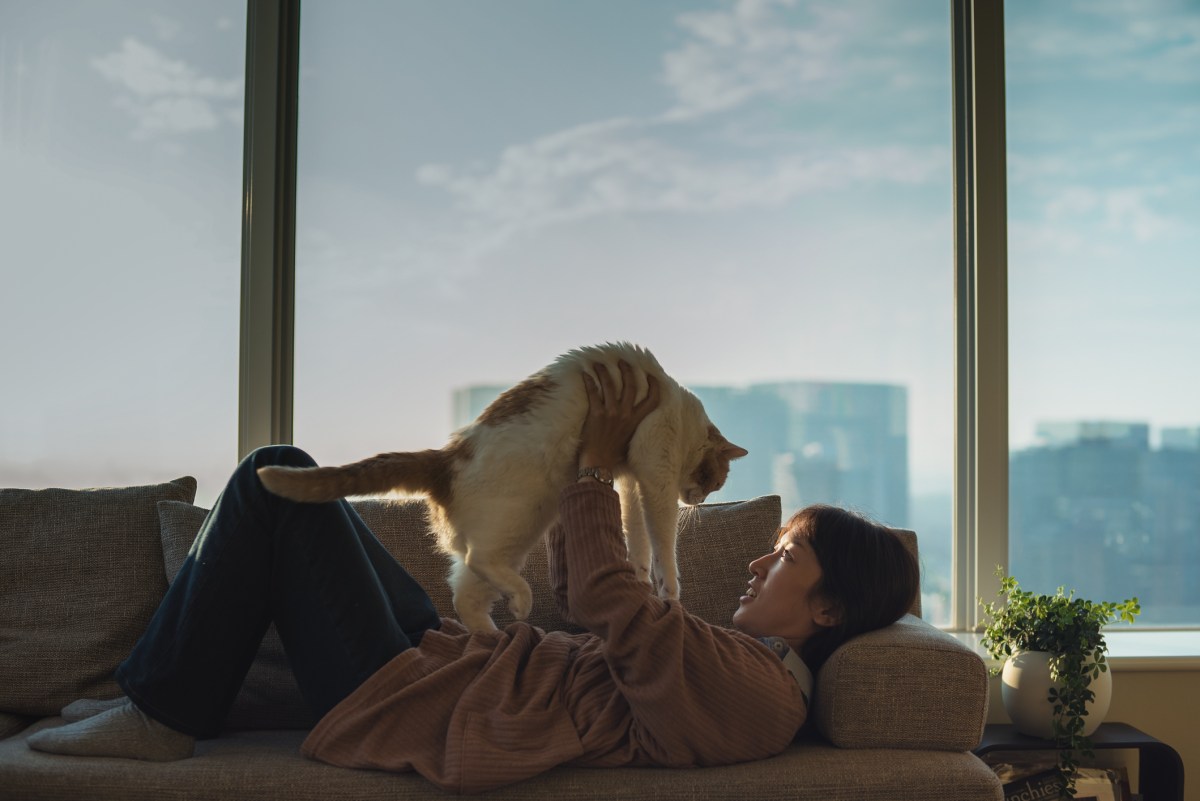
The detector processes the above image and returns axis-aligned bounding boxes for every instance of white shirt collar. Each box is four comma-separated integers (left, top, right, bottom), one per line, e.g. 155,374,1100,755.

759,636,813,704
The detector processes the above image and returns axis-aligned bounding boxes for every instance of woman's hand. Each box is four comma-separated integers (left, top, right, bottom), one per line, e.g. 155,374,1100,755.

577,360,661,471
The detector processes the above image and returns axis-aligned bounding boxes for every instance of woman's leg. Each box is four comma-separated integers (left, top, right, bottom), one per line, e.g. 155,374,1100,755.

82,446,439,741
114,445,442,737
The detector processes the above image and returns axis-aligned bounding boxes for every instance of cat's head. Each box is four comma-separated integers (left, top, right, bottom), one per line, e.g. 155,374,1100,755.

681,425,749,505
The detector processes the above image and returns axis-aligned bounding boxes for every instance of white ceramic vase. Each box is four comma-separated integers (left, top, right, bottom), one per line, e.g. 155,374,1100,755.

1001,650,1112,739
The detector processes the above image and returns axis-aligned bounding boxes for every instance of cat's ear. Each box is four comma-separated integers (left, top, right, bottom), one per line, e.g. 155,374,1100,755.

721,441,749,460
708,425,749,460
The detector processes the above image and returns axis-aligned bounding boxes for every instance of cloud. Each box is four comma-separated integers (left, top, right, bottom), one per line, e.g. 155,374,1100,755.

1009,1,1200,85
150,16,182,42
1103,187,1175,241
411,0,947,262
1018,183,1178,253
91,38,240,139
660,0,845,120
658,0,943,121
417,116,945,258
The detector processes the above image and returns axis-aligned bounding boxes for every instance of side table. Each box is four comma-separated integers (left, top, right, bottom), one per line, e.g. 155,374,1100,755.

974,722,1184,801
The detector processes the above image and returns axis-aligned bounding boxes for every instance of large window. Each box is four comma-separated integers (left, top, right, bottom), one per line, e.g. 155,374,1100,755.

1006,1,1200,624
0,2,246,506
11,1,1197,632
293,0,956,623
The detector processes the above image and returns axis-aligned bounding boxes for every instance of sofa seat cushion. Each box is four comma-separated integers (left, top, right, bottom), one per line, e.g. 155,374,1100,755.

1,718,1002,800
0,477,197,717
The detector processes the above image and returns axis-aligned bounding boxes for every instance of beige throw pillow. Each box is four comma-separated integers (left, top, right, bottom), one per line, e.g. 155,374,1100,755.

0,477,197,716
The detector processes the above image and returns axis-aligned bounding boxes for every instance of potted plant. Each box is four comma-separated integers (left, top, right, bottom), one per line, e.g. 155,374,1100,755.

978,570,1140,798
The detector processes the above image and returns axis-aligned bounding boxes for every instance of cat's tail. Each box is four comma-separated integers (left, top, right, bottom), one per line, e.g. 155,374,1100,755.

257,450,452,503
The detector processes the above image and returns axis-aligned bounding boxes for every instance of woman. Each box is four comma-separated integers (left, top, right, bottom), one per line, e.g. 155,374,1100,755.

29,362,919,794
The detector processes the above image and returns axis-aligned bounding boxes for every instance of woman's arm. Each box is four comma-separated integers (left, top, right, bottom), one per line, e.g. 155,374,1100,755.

563,363,804,765
558,480,805,766
544,520,574,625
546,360,659,627
564,359,667,633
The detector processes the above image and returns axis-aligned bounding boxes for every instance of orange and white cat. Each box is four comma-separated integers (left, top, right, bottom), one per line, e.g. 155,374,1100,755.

257,342,748,632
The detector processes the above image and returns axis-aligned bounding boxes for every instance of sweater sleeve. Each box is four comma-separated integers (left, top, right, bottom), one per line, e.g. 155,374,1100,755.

544,520,575,626
557,481,806,767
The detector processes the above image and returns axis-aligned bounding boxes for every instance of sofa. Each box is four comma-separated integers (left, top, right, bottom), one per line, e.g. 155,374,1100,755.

0,475,1003,800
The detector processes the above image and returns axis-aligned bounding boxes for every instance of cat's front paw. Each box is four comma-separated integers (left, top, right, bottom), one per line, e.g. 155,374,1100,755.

633,563,653,587
657,578,680,601
460,611,500,633
507,587,533,621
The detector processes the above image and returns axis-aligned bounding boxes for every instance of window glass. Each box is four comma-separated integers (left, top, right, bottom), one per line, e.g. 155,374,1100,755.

1007,2,1200,624
0,2,245,506
295,0,954,623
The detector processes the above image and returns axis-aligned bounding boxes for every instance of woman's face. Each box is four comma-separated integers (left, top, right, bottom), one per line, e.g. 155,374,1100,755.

731,525,838,649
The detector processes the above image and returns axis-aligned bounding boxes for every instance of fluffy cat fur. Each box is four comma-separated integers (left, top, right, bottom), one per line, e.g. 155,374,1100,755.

257,342,748,632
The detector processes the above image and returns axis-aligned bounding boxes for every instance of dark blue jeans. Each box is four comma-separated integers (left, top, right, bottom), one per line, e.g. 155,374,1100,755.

115,445,441,738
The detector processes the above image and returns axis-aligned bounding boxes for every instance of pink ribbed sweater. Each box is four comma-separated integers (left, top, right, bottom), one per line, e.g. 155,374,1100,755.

301,481,806,794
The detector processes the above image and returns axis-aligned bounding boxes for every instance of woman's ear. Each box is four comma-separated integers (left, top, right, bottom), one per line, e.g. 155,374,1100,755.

812,598,842,629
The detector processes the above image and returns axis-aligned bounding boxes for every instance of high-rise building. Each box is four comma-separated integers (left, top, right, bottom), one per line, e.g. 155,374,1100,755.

690,382,908,526
1161,427,1200,451
1010,420,1200,625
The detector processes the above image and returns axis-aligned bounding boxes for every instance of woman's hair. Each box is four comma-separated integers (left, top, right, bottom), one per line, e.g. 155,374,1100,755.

787,504,920,671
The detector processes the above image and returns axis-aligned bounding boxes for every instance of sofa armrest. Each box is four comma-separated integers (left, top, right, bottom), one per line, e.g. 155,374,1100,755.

813,614,988,752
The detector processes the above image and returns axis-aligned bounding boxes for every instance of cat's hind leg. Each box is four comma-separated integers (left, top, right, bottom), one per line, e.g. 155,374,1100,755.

448,556,502,633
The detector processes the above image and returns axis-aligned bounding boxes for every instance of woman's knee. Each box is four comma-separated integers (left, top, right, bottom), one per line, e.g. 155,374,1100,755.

239,445,317,477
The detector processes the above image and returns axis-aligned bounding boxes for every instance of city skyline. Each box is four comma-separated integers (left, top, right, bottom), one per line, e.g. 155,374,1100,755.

457,374,1200,628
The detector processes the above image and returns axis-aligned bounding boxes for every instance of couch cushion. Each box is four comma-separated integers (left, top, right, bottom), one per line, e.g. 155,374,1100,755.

0,718,1003,800
157,494,783,730
0,477,197,717
0,712,30,740
892,529,922,618
355,495,784,632
814,614,989,751
671,495,784,628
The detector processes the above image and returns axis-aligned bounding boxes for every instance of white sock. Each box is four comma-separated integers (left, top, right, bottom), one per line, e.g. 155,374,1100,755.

61,696,128,723
27,699,195,761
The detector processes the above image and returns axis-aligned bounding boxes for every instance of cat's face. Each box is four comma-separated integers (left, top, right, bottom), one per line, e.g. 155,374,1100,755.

680,426,749,505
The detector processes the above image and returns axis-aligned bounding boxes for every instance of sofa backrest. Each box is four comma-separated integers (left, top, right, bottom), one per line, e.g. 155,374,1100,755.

351,496,922,627
352,494,792,632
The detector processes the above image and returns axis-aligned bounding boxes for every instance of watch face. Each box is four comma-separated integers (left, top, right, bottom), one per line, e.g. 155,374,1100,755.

580,467,613,484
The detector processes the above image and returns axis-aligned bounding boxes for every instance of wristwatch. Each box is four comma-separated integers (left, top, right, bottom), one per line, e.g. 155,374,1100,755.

577,466,614,486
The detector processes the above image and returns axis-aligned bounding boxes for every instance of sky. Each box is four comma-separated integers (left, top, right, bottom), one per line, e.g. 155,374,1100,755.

1,0,1197,509
291,0,955,491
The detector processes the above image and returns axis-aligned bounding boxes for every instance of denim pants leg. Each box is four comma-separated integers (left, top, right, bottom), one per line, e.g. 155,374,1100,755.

115,445,441,738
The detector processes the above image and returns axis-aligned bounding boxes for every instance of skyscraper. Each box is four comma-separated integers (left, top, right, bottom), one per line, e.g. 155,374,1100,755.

692,382,908,526
1010,420,1200,624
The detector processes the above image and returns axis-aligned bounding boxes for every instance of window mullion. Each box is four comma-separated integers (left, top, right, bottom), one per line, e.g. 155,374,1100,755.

238,0,300,459
953,0,1009,630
